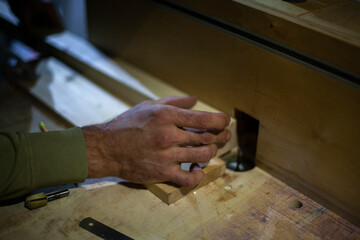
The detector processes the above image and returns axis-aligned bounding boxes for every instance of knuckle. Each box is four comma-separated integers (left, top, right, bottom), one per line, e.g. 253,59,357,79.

152,106,173,122
156,151,169,163
154,130,169,148
154,130,173,148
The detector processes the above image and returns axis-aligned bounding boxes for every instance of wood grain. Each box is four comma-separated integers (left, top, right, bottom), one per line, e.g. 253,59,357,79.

0,165,359,239
162,0,360,75
19,57,131,127
87,0,360,225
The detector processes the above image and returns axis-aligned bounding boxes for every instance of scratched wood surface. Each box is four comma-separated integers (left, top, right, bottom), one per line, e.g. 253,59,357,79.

0,165,359,239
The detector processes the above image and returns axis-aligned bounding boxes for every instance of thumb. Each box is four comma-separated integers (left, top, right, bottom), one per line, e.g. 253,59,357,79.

158,96,197,109
170,166,205,187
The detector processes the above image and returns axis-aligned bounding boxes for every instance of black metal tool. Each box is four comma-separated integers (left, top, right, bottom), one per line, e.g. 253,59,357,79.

226,109,259,172
79,217,134,240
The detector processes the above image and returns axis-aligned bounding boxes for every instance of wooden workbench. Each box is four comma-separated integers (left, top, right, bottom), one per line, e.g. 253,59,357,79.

1,163,359,239
0,0,359,236
0,82,359,239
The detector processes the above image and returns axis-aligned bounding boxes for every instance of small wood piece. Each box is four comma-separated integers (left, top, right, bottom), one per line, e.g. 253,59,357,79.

145,157,226,204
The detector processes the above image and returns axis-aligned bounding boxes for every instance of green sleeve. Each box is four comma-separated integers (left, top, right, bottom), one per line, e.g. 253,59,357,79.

0,127,88,200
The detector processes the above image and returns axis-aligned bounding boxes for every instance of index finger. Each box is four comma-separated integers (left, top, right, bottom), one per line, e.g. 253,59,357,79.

173,108,230,130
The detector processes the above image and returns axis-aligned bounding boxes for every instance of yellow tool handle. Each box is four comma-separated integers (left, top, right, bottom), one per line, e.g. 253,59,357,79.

25,192,48,210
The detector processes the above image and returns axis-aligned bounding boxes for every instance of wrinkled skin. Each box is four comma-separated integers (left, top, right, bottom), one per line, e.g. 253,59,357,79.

82,96,231,187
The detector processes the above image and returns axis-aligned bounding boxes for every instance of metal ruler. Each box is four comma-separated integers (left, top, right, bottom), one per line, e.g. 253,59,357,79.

79,217,133,240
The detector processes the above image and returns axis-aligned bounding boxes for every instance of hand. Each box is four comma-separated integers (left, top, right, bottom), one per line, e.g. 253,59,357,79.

82,96,231,187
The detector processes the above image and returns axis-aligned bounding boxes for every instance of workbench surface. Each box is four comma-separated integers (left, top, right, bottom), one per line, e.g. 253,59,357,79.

1,165,359,239
0,83,359,240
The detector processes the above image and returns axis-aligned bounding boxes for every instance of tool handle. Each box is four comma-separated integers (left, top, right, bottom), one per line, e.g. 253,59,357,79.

25,192,48,209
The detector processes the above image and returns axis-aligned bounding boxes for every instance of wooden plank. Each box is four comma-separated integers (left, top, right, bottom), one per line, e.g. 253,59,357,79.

126,0,360,76
46,32,154,106
19,57,131,127
299,1,360,35
0,165,359,239
238,0,343,17
145,157,225,204
87,0,360,225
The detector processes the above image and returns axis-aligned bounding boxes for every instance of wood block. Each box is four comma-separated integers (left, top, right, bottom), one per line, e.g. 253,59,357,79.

145,157,226,204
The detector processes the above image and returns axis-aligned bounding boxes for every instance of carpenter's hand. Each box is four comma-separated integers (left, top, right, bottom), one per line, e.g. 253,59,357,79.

82,96,231,187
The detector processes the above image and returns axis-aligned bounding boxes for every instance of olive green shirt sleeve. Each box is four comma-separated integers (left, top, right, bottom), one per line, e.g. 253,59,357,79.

0,127,88,200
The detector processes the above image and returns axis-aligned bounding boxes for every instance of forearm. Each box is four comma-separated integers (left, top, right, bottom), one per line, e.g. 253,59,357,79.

0,127,88,200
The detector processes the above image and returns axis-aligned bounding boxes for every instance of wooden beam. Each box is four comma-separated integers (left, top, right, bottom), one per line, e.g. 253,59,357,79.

161,0,360,76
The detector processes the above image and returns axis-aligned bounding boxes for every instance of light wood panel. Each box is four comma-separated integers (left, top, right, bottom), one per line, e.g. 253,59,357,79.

19,57,131,127
87,0,360,225
164,0,360,76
